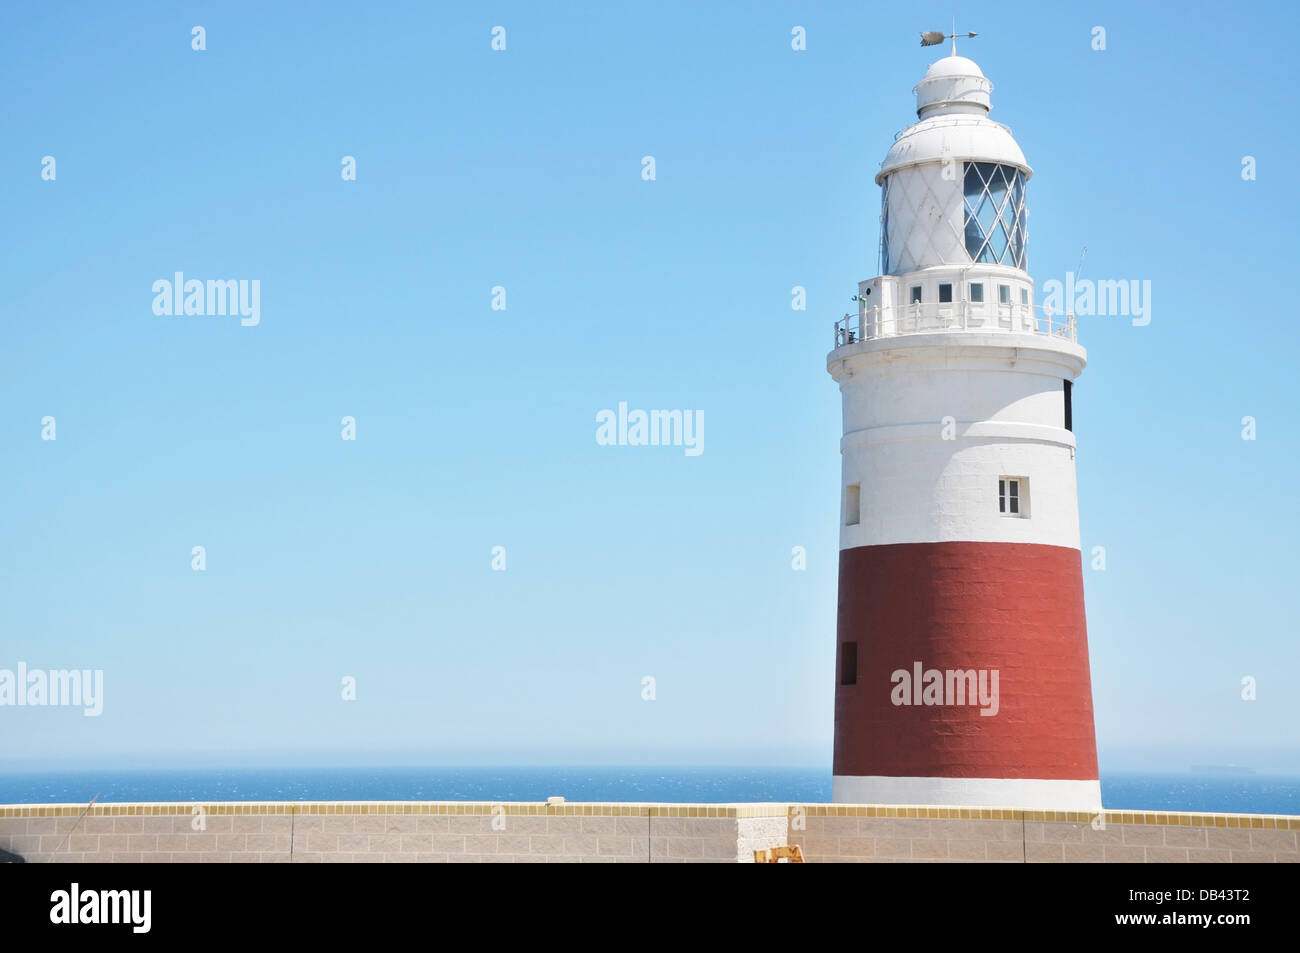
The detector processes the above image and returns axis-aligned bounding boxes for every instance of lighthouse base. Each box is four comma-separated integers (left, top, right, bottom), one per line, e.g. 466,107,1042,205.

832,775,1102,811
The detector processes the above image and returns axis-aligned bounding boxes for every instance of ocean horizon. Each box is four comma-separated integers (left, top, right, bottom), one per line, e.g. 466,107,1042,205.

1,767,1297,815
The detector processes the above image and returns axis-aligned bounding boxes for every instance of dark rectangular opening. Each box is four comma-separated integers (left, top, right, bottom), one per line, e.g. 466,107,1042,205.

938,283,953,303
1064,379,1073,432
840,642,858,686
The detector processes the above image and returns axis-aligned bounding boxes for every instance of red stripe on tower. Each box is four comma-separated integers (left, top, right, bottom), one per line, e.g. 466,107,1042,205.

834,542,1098,780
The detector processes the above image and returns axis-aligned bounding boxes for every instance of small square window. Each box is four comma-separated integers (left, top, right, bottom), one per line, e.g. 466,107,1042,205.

840,642,858,686
909,286,922,304
845,484,860,526
969,282,984,303
999,284,1011,305
938,283,953,303
1020,288,1029,306
999,477,1028,518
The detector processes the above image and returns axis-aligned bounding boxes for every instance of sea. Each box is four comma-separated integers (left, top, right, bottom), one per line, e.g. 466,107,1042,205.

1,768,1298,814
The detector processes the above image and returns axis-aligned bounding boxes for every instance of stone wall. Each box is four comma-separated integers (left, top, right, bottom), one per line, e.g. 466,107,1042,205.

0,802,788,864
789,806,1300,863
2,801,1295,863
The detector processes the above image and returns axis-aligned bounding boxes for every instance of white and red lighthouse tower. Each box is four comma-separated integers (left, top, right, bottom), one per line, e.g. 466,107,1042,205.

828,51,1101,810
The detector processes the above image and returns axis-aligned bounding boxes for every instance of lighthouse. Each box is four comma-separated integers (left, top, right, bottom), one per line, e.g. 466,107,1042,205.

828,51,1101,810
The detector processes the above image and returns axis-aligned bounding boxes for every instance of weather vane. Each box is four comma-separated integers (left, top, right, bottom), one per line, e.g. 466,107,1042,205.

920,22,978,56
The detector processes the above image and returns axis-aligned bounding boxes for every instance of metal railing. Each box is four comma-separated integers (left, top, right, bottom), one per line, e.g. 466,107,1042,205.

833,302,1077,348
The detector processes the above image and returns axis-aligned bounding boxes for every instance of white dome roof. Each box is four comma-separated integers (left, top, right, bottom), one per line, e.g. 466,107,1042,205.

875,56,1028,184
921,55,985,80
913,54,994,120
876,114,1031,184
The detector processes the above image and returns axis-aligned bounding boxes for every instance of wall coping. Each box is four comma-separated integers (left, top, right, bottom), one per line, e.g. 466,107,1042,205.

0,801,790,820
1,801,1297,829
800,805,1300,828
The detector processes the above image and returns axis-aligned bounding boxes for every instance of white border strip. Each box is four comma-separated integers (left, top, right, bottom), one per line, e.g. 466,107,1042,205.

833,775,1103,811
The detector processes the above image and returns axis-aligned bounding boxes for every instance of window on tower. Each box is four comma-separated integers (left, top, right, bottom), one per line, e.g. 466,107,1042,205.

845,484,861,526
909,286,922,304
939,283,953,303
840,642,858,686
999,284,1011,305
969,282,984,303
878,178,890,275
999,477,1028,517
963,162,1027,269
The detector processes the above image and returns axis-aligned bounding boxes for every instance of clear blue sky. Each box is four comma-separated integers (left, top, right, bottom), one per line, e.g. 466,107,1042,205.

2,1,1297,774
